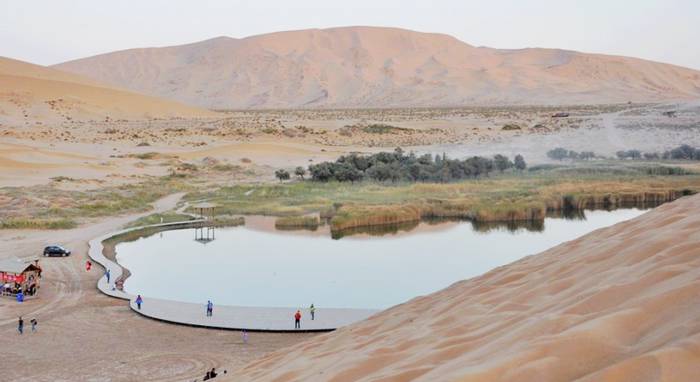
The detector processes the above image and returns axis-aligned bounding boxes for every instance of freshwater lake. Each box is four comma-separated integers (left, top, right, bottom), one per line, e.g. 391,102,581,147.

116,209,646,310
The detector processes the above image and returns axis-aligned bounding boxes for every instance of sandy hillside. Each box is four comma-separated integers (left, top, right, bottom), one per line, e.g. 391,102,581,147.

54,26,700,109
232,194,700,381
0,56,217,124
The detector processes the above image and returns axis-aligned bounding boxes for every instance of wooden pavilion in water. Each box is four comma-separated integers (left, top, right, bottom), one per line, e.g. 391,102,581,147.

191,202,217,243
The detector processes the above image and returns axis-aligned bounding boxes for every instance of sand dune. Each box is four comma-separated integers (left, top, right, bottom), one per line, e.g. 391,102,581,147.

231,194,700,381
54,26,700,109
0,56,217,123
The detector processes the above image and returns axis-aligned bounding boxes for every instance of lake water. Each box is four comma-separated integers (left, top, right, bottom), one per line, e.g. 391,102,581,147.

116,209,647,309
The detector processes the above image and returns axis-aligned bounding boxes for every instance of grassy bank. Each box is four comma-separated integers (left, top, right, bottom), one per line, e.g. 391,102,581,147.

184,162,700,235
0,177,192,230
275,216,320,230
124,212,196,228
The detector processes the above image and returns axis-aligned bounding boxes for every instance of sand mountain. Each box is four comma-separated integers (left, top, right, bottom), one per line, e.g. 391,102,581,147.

0,56,216,124
231,194,700,381
53,26,700,109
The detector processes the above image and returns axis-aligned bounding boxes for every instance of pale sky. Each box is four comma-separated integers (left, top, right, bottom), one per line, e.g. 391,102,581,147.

2,0,699,69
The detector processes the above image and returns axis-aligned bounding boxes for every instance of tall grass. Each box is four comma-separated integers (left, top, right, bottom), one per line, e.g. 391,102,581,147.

275,216,320,230
0,218,77,229
185,163,700,233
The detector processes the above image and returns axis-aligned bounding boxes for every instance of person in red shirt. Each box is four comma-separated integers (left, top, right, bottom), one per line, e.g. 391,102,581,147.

294,310,302,329
86,260,92,272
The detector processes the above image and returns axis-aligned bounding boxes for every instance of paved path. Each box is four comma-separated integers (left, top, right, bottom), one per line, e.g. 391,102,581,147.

130,299,377,332
88,197,380,332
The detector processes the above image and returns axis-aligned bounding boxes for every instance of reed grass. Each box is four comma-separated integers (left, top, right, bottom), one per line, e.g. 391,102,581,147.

186,163,700,233
275,216,320,230
0,218,78,229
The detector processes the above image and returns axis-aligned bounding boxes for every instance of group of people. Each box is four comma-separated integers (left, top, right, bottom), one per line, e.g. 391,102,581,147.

197,367,226,381
17,316,38,334
294,303,316,329
203,300,316,329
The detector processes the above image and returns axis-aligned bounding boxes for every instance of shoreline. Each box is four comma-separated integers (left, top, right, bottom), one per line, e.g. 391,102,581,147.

91,219,379,332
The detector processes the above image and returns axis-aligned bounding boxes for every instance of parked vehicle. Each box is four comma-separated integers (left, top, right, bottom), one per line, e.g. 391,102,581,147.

43,245,71,257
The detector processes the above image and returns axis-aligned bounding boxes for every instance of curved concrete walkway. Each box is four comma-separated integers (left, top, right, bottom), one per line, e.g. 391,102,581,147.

130,298,377,333
88,210,379,332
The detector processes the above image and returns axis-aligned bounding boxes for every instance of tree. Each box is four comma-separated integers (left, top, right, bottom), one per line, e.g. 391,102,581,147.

294,166,306,180
547,147,569,161
308,162,334,181
514,154,527,171
579,151,596,160
303,148,525,183
493,154,513,172
275,169,290,182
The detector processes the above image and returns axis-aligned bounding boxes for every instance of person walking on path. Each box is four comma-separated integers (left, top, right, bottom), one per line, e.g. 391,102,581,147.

294,310,302,329
30,318,38,332
18,316,23,335
206,300,213,317
135,295,143,310
86,260,92,272
310,304,316,320
105,269,111,284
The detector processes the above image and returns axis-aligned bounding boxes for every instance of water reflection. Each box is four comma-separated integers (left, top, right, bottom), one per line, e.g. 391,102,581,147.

115,208,649,309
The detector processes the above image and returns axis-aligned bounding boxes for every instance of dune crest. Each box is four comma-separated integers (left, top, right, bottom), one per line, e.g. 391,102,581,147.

231,194,700,381
54,26,700,109
0,56,216,123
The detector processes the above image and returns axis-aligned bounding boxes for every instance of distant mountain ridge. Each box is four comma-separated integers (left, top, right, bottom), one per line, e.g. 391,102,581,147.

53,26,700,109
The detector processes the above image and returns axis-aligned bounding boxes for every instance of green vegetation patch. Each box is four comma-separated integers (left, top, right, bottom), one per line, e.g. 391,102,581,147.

275,216,320,230
361,124,411,134
124,212,196,228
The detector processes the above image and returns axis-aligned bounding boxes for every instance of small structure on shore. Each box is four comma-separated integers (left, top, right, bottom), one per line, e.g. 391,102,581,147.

0,258,41,298
192,202,217,243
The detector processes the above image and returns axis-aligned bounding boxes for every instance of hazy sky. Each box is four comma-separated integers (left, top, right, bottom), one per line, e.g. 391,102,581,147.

2,0,699,69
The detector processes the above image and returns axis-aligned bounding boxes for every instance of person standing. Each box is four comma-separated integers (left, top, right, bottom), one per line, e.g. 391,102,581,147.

18,316,23,335
105,269,111,284
242,330,248,344
30,318,38,333
310,304,316,320
135,295,143,310
294,310,302,329
206,300,213,317
86,260,92,272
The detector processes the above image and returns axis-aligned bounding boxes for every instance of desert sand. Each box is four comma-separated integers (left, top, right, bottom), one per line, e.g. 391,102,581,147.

2,101,699,189
54,27,700,109
230,193,700,381
0,56,216,124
